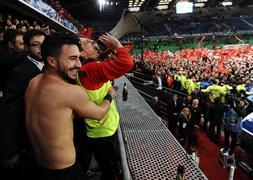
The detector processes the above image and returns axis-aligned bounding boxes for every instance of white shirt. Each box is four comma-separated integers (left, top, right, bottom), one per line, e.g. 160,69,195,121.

27,55,44,71
157,76,162,90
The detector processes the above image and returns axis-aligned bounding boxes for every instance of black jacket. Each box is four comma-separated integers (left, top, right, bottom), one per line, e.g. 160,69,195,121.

0,58,41,160
0,49,25,92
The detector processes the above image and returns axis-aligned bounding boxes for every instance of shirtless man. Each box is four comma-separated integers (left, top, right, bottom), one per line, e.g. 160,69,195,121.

25,33,115,180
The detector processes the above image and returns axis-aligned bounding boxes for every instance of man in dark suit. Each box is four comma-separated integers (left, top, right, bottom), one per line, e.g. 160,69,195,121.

0,29,25,96
167,94,183,136
153,71,163,90
151,96,162,118
0,29,45,179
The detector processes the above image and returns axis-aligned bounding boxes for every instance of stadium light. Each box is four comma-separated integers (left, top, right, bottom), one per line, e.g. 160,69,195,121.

98,0,105,11
129,6,140,12
129,0,145,8
98,0,105,5
195,0,207,2
176,1,193,14
98,0,118,11
194,2,205,7
221,1,232,6
157,5,169,10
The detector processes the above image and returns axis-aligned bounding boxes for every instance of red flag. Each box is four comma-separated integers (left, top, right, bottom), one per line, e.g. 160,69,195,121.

85,27,93,39
123,44,134,51
144,49,151,60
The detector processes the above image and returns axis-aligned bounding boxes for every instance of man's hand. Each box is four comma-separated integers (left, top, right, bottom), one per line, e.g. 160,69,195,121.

0,155,19,168
98,33,123,52
107,87,116,100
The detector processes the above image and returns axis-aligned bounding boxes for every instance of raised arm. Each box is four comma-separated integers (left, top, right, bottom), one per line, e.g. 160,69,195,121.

80,34,134,83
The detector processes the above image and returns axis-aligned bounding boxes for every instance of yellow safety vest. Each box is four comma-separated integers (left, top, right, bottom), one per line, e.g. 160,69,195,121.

78,80,119,138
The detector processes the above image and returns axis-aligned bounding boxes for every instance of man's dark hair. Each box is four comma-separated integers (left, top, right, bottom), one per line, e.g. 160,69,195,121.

16,23,26,31
23,29,45,46
3,29,23,44
41,32,81,64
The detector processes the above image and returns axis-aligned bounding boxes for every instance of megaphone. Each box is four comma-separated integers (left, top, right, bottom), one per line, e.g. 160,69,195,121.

109,10,141,39
95,10,141,52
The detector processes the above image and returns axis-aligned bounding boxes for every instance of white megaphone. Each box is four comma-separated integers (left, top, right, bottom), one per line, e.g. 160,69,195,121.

95,10,141,52
109,10,141,39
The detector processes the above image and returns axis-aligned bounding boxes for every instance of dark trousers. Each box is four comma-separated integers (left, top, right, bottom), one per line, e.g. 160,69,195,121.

87,133,121,180
187,127,198,147
178,127,198,148
168,115,178,136
74,118,91,174
209,119,222,143
34,162,86,180
0,166,20,180
224,128,238,155
0,151,36,180
202,113,209,132
178,126,186,146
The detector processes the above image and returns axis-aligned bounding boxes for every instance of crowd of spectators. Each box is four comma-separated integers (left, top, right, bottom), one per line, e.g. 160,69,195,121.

23,0,79,32
0,13,55,41
135,45,253,96
0,12,59,97
134,44,253,154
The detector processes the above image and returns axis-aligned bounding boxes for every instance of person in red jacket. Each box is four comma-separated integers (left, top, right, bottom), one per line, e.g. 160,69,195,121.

78,34,134,180
166,74,174,88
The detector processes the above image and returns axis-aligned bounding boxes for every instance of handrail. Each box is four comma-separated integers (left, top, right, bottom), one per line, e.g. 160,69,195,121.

130,72,187,97
133,71,153,79
137,89,167,107
117,125,132,180
138,90,168,118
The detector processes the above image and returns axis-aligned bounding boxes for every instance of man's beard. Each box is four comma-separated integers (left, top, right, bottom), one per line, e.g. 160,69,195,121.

56,64,77,84
29,52,43,62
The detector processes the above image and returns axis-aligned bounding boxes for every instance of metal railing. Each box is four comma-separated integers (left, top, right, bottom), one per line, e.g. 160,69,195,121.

116,76,207,180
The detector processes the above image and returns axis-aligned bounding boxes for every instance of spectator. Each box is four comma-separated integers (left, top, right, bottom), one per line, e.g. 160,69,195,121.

189,99,201,152
153,71,163,90
183,95,192,108
0,29,45,180
151,96,162,118
5,19,16,30
178,107,191,147
190,99,201,126
16,23,27,32
167,94,183,136
222,98,246,155
208,97,226,143
0,29,25,94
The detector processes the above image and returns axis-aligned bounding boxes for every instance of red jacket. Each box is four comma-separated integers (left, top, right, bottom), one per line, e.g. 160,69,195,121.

79,47,134,90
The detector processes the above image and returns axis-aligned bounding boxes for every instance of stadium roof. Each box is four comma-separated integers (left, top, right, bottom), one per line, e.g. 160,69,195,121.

61,0,253,23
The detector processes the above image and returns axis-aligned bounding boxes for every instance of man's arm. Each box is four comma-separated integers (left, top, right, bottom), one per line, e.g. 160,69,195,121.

84,48,134,82
81,34,134,82
201,86,211,93
71,85,115,120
